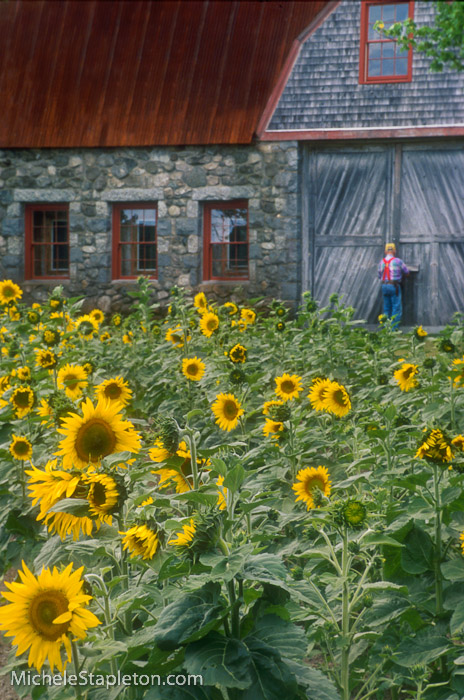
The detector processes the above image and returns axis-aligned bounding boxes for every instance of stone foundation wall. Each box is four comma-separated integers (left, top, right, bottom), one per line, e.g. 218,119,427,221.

0,143,300,310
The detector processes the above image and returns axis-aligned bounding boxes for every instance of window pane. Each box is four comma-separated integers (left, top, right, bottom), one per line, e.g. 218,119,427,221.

210,210,228,243
207,204,248,279
30,207,69,276
120,244,135,278
396,3,409,21
396,57,409,75
137,243,157,271
380,58,395,76
382,42,395,59
368,59,381,76
368,43,381,59
53,244,69,271
382,5,396,23
368,5,382,22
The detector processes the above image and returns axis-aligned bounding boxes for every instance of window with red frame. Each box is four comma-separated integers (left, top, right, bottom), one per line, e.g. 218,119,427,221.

203,201,249,280
25,204,69,279
112,204,157,279
359,1,414,83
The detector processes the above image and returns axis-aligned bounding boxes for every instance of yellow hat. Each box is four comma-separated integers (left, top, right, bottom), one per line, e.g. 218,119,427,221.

385,243,396,253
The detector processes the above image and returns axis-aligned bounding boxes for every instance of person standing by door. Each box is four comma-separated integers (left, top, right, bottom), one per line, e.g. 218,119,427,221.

378,243,409,329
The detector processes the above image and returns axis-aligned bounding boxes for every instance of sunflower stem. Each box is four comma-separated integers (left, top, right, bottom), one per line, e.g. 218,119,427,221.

184,427,199,492
340,526,350,700
71,639,83,699
433,464,444,618
449,377,456,431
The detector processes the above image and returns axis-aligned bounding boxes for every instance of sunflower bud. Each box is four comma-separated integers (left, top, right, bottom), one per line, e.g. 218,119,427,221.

423,357,436,369
440,337,455,353
49,391,75,426
157,416,179,454
229,368,246,385
334,499,368,529
273,403,292,422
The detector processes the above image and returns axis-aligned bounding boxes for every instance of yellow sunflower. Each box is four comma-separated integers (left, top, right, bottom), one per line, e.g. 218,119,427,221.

223,301,238,315
308,378,332,411
292,466,332,510
168,519,196,546
262,399,283,415
120,524,159,560
452,435,464,451
17,366,31,382
56,398,141,469
216,475,228,511
182,357,205,382
0,280,22,305
35,348,58,369
165,326,188,348
193,292,208,314
394,363,419,392
200,311,220,338
323,381,351,417
37,398,54,424
460,532,464,556
211,393,244,431
151,440,208,493
0,561,100,672
95,376,132,406
228,344,247,363
42,328,61,347
10,386,35,418
415,428,454,464
274,373,303,402
9,435,33,461
89,309,105,325
0,374,10,395
57,364,88,400
240,308,256,325
84,472,119,521
262,418,284,442
75,315,99,340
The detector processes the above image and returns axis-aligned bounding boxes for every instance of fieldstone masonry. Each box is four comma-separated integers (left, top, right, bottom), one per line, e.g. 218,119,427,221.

0,143,300,310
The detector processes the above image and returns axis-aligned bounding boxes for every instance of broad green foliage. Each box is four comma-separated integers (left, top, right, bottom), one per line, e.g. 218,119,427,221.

0,280,464,699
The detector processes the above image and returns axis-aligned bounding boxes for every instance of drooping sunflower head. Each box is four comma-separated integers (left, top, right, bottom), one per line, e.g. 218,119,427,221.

193,292,208,314
223,301,238,316
89,309,105,325
120,524,159,560
262,418,284,442
240,308,256,325
216,475,228,511
452,435,464,451
10,386,35,418
211,393,244,431
57,364,88,400
228,344,247,363
415,428,454,465
168,519,196,547
42,328,61,347
292,466,332,510
84,472,120,520
35,348,58,369
56,397,141,469
95,376,132,405
394,363,419,392
9,434,33,461
182,357,206,382
0,561,101,672
274,373,303,402
200,312,220,338
415,325,428,340
323,381,351,418
165,326,188,348
0,280,22,305
75,315,99,340
16,366,31,382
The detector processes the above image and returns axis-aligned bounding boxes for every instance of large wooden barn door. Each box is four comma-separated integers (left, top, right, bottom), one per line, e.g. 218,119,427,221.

303,142,464,326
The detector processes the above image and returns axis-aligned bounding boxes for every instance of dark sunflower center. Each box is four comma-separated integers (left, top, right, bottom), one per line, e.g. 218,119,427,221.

4,286,14,298
306,477,325,495
79,322,94,336
172,334,181,344
64,374,79,390
75,419,117,462
403,368,413,379
91,482,107,506
333,389,348,407
105,383,122,399
29,590,70,641
223,400,239,420
207,319,217,330
186,364,198,376
281,380,295,394
14,440,30,455
14,390,32,407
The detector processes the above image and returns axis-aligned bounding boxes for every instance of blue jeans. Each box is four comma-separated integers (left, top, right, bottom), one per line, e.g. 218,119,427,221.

382,283,402,328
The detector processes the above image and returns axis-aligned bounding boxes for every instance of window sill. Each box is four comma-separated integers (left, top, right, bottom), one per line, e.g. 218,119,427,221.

23,279,71,286
111,279,159,286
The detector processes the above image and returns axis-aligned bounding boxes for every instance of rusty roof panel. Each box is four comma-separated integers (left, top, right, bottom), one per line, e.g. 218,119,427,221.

0,0,329,147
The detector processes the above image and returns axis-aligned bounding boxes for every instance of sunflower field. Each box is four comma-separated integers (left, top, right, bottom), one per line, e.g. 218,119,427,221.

1,277,464,700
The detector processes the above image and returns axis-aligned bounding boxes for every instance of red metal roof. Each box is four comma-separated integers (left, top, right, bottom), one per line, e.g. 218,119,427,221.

0,0,329,148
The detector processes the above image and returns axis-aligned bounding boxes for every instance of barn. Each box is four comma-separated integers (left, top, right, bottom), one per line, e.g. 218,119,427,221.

1,0,463,325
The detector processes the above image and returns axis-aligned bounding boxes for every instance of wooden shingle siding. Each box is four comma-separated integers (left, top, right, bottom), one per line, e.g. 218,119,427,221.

269,0,464,133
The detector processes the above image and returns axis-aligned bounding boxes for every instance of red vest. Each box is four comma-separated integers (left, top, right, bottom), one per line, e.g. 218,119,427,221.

382,257,395,281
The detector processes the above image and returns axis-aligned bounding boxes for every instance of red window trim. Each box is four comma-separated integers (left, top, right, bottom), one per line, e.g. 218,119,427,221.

203,200,249,282
112,202,158,281
359,1,414,85
24,203,70,280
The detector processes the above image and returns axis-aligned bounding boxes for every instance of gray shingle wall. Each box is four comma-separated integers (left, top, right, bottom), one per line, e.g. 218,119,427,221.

269,0,464,131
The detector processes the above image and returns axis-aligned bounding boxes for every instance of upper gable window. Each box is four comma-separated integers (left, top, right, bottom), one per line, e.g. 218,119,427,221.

359,1,414,84
112,203,157,280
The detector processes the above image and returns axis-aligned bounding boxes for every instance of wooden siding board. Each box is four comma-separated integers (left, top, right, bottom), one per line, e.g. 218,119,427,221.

0,0,329,147
268,0,464,134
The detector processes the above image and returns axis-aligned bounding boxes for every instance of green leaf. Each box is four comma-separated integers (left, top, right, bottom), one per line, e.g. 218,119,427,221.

153,583,225,650
400,526,434,574
363,533,404,548
285,660,341,700
451,601,464,634
209,457,228,476
247,615,307,660
223,464,245,491
184,632,252,689
442,558,464,581
242,554,288,587
47,497,91,516
394,627,451,667
240,638,300,700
